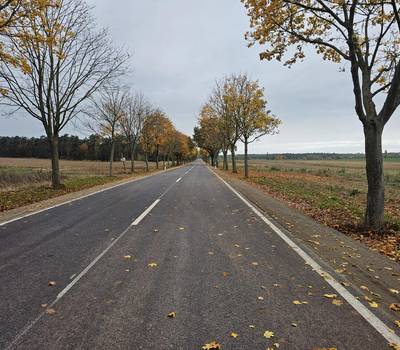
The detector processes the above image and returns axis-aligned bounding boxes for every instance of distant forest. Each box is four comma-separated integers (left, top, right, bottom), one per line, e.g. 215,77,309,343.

237,152,400,160
1,135,399,161
0,135,143,161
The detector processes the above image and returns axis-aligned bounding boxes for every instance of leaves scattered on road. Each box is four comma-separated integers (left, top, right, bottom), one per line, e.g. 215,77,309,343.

230,332,238,339
202,341,221,349
263,330,274,339
45,308,56,315
148,262,158,268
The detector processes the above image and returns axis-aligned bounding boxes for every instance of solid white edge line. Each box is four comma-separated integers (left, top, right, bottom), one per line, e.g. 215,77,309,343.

131,199,160,226
0,166,185,227
210,168,400,346
176,177,182,183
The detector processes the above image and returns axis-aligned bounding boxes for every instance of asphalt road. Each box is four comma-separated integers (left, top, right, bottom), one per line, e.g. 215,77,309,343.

0,160,397,349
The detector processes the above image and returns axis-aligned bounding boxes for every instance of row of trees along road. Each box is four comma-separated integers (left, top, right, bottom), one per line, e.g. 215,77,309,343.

86,85,197,176
242,0,400,232
0,0,196,184
194,73,281,178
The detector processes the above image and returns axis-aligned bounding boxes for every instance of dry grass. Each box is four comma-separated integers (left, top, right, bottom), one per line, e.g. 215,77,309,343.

0,157,155,177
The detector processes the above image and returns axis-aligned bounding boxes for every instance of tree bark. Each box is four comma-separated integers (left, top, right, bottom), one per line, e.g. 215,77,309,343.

145,153,149,172
109,139,115,177
244,138,249,178
156,144,159,169
49,134,61,188
130,142,136,173
231,144,237,173
223,150,228,170
364,121,385,232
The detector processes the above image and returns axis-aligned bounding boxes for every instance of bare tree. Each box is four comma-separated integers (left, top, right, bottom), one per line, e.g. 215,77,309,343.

120,92,151,173
86,86,128,177
0,0,129,187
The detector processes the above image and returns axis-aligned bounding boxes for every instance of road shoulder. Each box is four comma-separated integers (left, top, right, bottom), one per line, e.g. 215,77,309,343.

215,168,400,334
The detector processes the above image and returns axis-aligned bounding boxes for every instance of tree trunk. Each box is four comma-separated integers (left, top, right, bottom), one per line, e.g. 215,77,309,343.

223,150,228,171
156,144,159,169
231,144,237,173
145,153,149,172
49,134,61,188
130,142,136,173
244,138,249,178
109,139,115,177
364,121,385,232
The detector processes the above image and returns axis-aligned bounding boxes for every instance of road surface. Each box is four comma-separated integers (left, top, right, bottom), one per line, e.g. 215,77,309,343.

0,161,397,349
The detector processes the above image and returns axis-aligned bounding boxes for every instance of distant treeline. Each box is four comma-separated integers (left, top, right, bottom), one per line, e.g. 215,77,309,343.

233,152,400,161
0,135,147,161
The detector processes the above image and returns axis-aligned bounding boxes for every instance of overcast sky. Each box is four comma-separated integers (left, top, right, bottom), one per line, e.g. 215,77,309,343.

1,0,399,153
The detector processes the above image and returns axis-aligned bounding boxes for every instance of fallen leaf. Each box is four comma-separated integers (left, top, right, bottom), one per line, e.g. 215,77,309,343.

45,308,56,315
293,300,302,305
394,320,400,328
389,343,400,350
234,244,240,248
390,303,400,311
324,294,337,299
222,272,229,277
251,262,259,266
264,330,274,339
123,255,132,260
258,296,264,301
249,325,255,329
389,289,399,295
202,341,221,350
292,323,298,327
230,332,238,339
167,312,176,318
179,227,185,231
148,262,158,268
369,301,379,308
332,299,343,306
48,281,56,287
41,304,48,308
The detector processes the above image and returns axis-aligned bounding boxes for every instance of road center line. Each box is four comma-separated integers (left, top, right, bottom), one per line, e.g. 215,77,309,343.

131,199,160,226
210,168,400,346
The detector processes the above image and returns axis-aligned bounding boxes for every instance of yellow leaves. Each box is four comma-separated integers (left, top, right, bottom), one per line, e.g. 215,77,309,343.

389,343,400,350
263,330,274,339
323,294,337,299
293,300,308,305
389,289,399,295
394,320,400,328
390,303,400,312
202,341,221,350
148,262,158,268
332,299,343,306
251,262,259,266
167,312,176,318
368,301,379,308
230,332,238,339
123,255,132,260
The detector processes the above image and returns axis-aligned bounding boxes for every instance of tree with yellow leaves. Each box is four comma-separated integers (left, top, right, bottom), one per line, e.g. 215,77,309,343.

242,0,400,231
0,0,128,187
226,74,281,178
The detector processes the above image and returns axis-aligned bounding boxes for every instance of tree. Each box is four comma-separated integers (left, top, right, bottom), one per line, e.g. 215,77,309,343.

86,86,128,176
242,0,400,231
194,105,223,167
120,92,150,173
226,74,281,178
0,0,128,187
208,77,239,171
